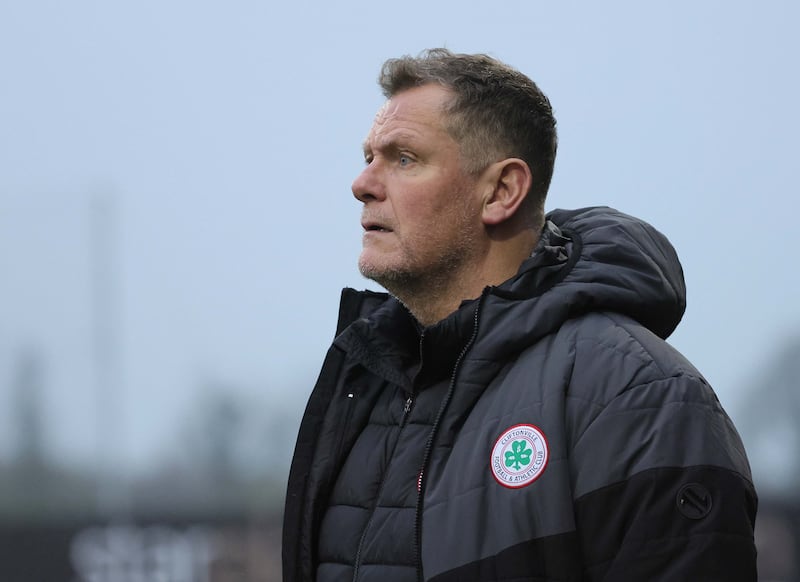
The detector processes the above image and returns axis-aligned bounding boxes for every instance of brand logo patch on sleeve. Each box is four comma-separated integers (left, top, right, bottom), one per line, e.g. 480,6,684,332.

491,424,549,488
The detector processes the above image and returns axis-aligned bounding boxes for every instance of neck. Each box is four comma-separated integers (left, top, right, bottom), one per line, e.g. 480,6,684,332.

388,229,539,327
392,278,479,327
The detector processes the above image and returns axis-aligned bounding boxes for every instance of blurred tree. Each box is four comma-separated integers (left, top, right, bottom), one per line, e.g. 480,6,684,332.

12,347,48,476
0,347,96,521
126,377,303,519
737,333,800,500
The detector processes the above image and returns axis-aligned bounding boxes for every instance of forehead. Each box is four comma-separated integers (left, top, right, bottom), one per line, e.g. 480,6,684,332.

363,85,454,150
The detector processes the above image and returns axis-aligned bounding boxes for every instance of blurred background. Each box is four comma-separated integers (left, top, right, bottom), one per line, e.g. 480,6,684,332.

1,0,798,580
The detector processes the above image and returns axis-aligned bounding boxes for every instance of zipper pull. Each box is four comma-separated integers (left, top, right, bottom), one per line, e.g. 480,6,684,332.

403,395,414,415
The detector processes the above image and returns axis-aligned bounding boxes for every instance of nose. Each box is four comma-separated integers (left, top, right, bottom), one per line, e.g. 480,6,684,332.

352,162,385,204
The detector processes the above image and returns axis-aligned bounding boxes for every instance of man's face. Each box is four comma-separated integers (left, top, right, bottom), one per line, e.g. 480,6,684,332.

353,84,485,289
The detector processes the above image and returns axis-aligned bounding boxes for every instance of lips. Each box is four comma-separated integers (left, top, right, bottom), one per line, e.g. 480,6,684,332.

362,218,393,233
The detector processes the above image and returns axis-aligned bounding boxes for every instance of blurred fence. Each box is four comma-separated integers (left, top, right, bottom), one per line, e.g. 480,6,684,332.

0,514,282,582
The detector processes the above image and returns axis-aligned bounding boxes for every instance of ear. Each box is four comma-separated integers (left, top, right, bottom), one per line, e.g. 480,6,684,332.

480,158,533,226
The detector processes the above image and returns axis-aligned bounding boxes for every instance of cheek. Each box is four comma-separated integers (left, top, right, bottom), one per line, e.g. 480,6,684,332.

391,189,437,226
392,176,473,234
406,202,470,254
406,203,450,237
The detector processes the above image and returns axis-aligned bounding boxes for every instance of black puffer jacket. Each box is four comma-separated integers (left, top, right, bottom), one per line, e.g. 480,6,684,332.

283,207,757,581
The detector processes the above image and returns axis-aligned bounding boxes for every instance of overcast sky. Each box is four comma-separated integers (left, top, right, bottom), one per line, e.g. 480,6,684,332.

1,1,798,479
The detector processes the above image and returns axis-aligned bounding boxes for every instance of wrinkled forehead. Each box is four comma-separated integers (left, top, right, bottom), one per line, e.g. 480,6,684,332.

364,88,453,142
371,98,402,130
360,99,401,147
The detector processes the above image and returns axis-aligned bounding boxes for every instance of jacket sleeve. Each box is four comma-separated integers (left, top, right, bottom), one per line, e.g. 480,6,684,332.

568,372,758,581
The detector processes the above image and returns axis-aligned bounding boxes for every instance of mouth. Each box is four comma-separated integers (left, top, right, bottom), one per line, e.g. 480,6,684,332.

362,221,392,233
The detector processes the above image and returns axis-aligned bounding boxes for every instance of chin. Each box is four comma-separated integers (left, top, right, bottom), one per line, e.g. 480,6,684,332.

359,251,388,279
359,258,411,287
358,261,390,283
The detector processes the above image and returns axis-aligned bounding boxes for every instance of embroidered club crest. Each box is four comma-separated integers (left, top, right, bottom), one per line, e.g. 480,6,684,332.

491,424,549,488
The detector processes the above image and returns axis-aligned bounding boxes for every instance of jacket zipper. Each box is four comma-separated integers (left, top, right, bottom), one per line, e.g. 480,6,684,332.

332,390,357,466
412,295,484,582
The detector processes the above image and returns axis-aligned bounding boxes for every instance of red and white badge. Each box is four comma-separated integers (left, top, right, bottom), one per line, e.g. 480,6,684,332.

490,424,549,488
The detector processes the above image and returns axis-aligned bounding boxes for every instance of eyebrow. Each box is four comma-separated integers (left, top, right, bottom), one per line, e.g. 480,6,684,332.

362,131,420,159
361,141,372,158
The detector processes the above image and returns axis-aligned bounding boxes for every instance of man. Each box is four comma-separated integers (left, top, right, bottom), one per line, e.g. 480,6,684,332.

283,49,757,581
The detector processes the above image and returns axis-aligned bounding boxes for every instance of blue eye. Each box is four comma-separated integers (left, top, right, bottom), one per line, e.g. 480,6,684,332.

399,155,411,166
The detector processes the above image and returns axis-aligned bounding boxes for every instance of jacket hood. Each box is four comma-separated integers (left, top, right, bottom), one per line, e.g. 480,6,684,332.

554,206,686,336
476,206,686,359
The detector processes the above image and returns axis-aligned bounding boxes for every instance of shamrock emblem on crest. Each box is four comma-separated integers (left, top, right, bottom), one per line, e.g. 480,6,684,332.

504,440,532,471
